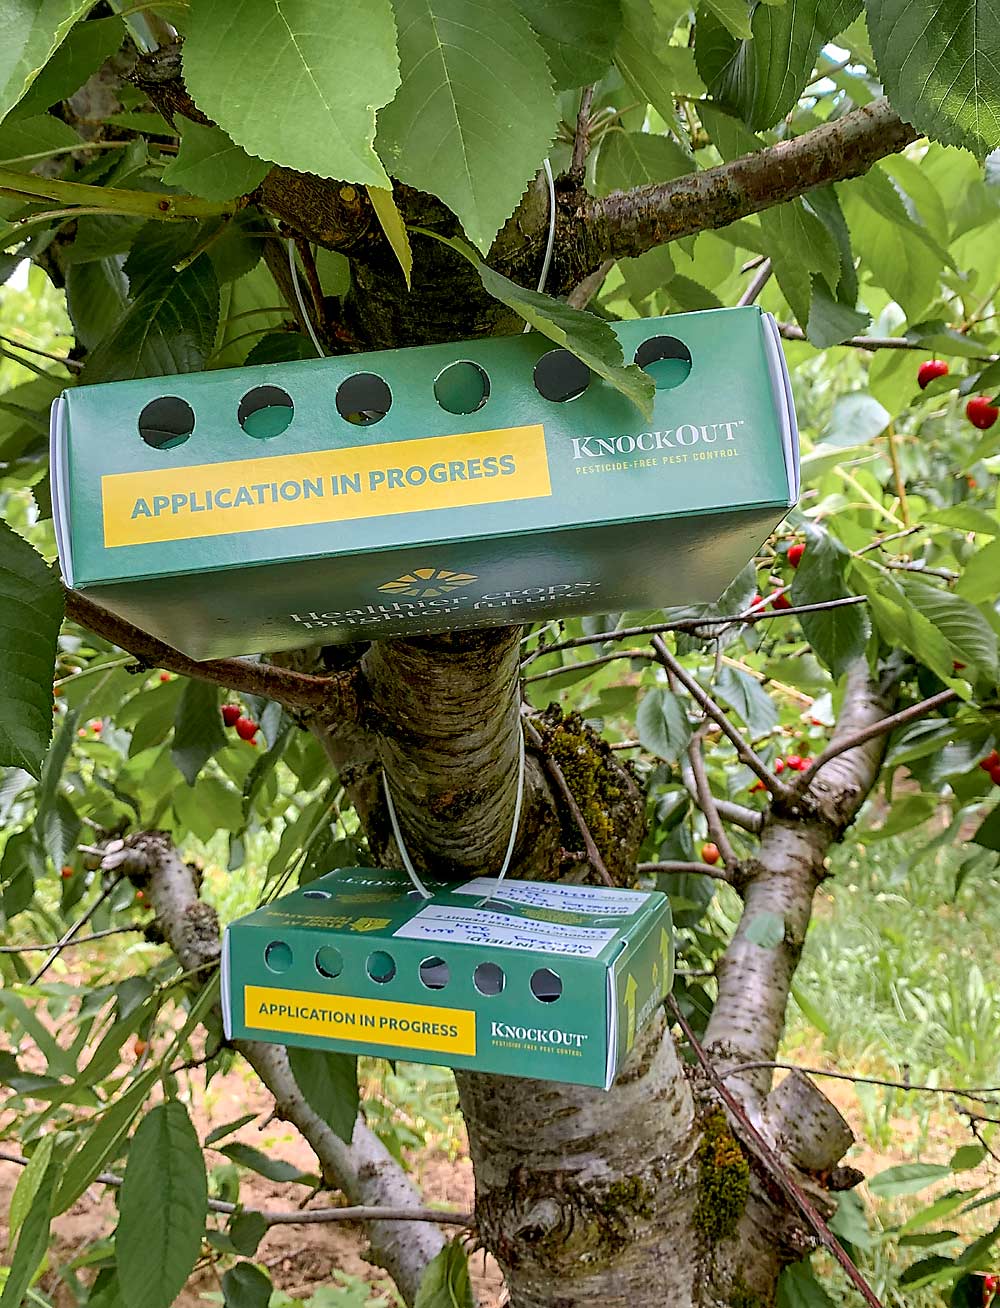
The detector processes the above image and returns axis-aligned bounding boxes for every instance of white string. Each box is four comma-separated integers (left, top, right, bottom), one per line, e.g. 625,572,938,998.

287,238,325,359
522,157,556,332
381,721,526,900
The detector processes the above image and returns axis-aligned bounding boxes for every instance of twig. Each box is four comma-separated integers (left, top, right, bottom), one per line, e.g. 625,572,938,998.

520,597,869,666
523,715,614,886
650,636,790,801
720,1061,1000,1106
878,558,958,581
777,321,995,360
687,726,738,870
0,1150,471,1225
64,589,360,719
714,799,763,834
637,859,732,883
668,998,885,1308
885,423,910,528
0,333,82,371
28,879,120,983
570,85,596,178
0,925,142,954
567,259,614,310
522,649,655,683
792,688,958,793
738,258,772,307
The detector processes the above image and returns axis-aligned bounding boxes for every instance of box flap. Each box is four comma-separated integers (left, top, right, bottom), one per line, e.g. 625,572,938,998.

221,927,233,1040
762,311,801,505
49,393,74,588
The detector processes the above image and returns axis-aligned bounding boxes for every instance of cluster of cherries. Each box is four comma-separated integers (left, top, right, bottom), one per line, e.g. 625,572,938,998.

918,359,999,429
221,702,260,744
979,750,1000,785
984,1273,999,1303
749,539,806,615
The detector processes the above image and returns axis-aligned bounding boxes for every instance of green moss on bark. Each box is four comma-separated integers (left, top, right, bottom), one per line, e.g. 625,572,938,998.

693,1108,750,1244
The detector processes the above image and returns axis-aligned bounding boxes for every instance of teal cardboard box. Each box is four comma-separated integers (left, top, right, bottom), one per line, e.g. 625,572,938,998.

52,306,799,659
222,869,674,1089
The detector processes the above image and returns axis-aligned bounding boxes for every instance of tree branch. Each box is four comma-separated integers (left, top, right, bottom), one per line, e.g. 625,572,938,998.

559,98,918,285
107,831,445,1304
778,321,996,358
65,589,361,719
637,859,732,883
686,725,738,870
792,688,958,795
651,635,790,801
524,715,614,886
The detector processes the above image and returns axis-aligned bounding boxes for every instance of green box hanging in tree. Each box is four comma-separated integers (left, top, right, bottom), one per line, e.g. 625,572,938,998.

51,306,799,659
222,868,674,1089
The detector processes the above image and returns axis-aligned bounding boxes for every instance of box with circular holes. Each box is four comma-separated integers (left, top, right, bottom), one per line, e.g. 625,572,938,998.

221,868,674,1088
50,305,799,659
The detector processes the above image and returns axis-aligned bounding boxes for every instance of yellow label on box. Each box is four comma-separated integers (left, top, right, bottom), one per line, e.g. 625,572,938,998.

244,985,477,1055
102,425,551,547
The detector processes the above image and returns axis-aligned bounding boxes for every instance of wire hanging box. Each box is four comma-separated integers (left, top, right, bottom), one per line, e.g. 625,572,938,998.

51,306,799,660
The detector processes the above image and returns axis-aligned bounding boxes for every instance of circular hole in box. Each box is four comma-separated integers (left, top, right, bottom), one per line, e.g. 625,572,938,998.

315,946,344,978
434,360,490,414
336,373,392,425
264,940,292,973
530,967,562,1003
419,956,450,990
302,889,331,900
138,396,195,450
366,950,396,983
533,349,591,403
239,385,294,438
634,335,692,390
473,962,505,996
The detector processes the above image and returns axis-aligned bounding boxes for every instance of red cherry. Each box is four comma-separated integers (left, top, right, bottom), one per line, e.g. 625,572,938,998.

77,728,87,738
748,594,767,612
135,889,145,903
133,1038,148,1058
985,1273,999,1293
749,780,767,793
701,842,721,866
771,592,792,611
980,751,1000,772
774,758,786,773
785,754,804,771
53,685,63,698
953,661,967,673
917,359,949,389
90,720,102,733
221,704,241,727
234,716,258,741
159,672,171,682
967,396,999,430
810,717,823,727
990,764,1000,786
60,865,73,880
787,542,805,569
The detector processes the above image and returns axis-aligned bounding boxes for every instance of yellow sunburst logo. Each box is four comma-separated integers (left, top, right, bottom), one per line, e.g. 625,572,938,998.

377,567,479,598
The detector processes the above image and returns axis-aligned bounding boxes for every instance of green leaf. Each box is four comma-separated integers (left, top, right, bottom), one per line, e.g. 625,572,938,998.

287,1047,359,1145
55,1071,158,1214
696,0,862,130
415,1239,475,1308
204,1114,259,1147
220,1142,310,1184
161,121,272,202
513,0,624,89
898,576,998,678
173,774,243,843
65,258,128,352
243,332,317,366
951,1145,987,1172
0,0,93,121
898,1256,956,1288
9,1134,54,1240
972,803,1000,852
595,129,693,197
777,1258,836,1307
790,526,868,678
0,1154,55,1308
222,1264,272,1308
745,910,785,948
867,1161,952,1199
901,1188,978,1233
116,1102,208,1308
761,199,841,327
171,679,226,786
805,278,870,349
427,233,654,416
926,506,999,536
183,0,398,188
366,184,413,289
0,521,63,778
84,256,220,382
377,0,557,254
958,538,1000,605
228,1211,269,1258
615,0,694,131
851,560,956,684
10,15,123,120
699,0,752,39
636,687,691,762
865,0,1000,157
715,665,778,736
